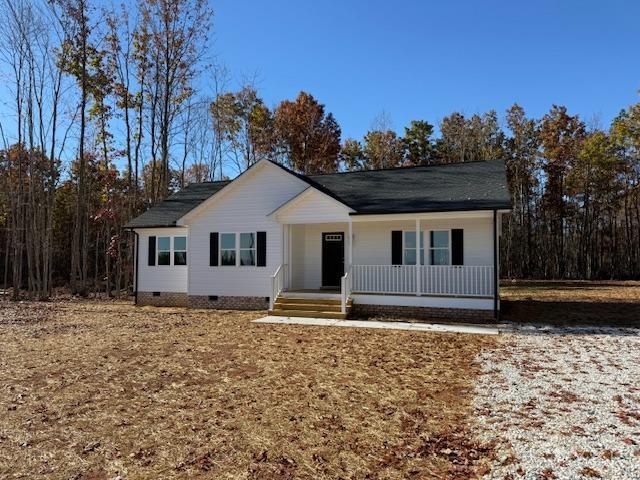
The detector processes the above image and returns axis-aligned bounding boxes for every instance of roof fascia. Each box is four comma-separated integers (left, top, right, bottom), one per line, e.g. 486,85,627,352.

350,209,497,222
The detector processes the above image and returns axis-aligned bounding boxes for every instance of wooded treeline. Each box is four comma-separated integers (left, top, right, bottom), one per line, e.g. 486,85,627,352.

1,0,639,300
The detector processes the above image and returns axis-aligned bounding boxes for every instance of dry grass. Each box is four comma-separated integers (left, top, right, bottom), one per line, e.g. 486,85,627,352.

0,300,495,480
501,280,640,303
500,280,640,326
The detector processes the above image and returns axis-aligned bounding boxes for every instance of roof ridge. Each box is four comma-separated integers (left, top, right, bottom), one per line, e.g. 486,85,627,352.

308,159,504,177
186,179,232,185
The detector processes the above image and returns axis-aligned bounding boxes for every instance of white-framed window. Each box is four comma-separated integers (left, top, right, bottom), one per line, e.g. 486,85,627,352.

429,230,450,265
174,236,187,266
158,236,171,265
219,232,257,267
239,232,256,266
220,233,236,266
403,231,425,265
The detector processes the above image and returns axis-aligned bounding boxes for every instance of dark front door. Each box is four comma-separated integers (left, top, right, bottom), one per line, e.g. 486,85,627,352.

322,232,345,288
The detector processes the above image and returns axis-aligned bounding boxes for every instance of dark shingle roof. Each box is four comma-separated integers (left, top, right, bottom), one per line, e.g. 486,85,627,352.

126,160,511,228
125,180,230,228
308,160,511,214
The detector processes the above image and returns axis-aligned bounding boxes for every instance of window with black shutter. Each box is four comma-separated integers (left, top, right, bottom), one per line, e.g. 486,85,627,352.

391,230,402,265
451,229,464,265
210,232,219,266
148,236,156,266
257,231,267,267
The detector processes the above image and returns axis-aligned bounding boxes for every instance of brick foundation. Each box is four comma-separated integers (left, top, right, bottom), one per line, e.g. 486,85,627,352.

137,291,188,307
188,295,269,310
351,303,496,323
136,291,495,322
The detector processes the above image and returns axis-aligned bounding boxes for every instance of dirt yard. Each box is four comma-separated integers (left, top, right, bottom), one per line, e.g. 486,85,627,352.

0,300,495,480
501,280,640,326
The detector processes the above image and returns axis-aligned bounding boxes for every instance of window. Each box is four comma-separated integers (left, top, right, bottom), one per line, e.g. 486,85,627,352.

220,233,236,266
429,230,450,265
158,237,171,265
219,232,257,266
403,231,424,265
239,233,256,266
174,236,187,265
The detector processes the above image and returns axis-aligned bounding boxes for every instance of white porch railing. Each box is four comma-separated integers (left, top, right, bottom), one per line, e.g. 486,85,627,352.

420,265,494,296
270,264,287,310
351,265,418,294
340,267,352,314
352,265,494,297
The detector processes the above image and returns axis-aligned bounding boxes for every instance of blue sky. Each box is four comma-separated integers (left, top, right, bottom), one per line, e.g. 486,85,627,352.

212,0,640,138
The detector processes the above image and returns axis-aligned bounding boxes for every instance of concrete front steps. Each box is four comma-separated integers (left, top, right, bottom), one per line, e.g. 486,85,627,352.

269,295,352,320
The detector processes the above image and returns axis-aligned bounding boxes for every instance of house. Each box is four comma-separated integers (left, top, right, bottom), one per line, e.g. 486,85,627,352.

125,159,511,321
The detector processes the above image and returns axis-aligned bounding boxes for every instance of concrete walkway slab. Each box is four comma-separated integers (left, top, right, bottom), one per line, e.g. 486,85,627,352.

253,316,502,335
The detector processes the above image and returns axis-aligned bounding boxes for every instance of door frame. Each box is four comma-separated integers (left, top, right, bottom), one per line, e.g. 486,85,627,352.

321,231,345,288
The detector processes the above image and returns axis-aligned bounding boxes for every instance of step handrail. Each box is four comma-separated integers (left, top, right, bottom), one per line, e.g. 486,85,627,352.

270,264,285,310
340,267,352,315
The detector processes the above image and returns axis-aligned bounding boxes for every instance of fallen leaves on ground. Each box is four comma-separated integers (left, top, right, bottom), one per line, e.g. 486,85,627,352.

0,300,495,479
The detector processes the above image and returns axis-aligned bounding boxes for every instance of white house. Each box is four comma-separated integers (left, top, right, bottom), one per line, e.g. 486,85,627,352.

126,159,511,321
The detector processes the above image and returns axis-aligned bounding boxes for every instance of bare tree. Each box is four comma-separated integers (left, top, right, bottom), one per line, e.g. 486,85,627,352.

139,0,212,201
0,0,66,299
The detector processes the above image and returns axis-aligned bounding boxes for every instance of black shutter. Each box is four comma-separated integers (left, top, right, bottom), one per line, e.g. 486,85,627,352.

210,232,219,266
452,229,464,265
148,236,156,266
391,230,403,265
257,231,267,267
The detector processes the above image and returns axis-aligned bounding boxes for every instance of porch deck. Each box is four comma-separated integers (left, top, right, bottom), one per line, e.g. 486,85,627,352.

272,264,497,321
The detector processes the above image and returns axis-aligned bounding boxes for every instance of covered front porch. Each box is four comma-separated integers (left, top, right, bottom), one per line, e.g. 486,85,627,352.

277,221,496,297
267,185,501,319
269,215,499,318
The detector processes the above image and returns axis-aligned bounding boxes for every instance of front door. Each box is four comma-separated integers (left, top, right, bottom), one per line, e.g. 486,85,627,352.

321,232,345,288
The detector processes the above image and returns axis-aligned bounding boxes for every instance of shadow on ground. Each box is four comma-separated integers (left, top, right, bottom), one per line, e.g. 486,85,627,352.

502,300,640,328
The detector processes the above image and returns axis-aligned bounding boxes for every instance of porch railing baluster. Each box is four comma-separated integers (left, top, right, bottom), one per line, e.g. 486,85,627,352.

351,265,493,298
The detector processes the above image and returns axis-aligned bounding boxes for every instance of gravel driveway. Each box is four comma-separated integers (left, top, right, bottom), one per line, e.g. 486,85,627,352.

475,326,640,480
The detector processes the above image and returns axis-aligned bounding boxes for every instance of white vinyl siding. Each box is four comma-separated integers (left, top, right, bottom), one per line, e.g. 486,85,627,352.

187,161,308,297
136,227,189,292
274,188,352,223
351,217,492,267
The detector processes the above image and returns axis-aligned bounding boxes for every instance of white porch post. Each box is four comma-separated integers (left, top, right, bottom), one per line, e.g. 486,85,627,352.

281,223,286,288
415,218,421,296
287,224,292,289
348,220,353,269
